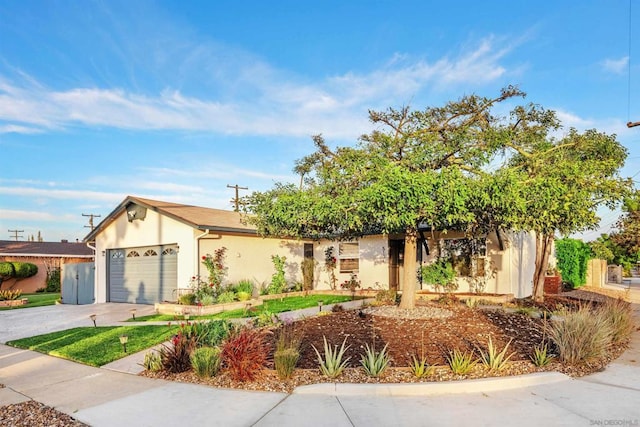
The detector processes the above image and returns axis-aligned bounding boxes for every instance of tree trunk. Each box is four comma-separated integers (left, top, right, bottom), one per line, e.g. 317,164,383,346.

398,227,418,309
532,232,554,302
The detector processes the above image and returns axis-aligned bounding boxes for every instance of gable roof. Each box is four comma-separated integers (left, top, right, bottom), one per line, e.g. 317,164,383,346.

0,240,95,258
83,196,256,242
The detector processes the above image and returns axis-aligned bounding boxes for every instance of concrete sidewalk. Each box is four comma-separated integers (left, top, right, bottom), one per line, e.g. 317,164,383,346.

2,341,639,427
1,302,639,426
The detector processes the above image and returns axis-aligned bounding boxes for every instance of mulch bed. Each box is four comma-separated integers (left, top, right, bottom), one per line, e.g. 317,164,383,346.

142,291,632,393
0,401,87,427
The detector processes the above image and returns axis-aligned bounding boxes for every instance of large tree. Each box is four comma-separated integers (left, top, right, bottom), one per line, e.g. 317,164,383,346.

503,129,630,300
611,191,640,257
244,87,631,307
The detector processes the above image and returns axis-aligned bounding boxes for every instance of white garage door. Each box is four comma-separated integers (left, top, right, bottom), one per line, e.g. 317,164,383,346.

108,245,177,304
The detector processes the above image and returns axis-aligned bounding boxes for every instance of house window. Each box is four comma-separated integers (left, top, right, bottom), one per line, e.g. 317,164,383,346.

143,249,158,257
126,250,140,257
339,242,359,273
440,238,487,278
111,251,124,259
162,248,176,256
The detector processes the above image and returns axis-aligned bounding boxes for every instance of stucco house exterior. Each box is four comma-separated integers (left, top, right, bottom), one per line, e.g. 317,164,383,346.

0,240,94,293
85,196,536,305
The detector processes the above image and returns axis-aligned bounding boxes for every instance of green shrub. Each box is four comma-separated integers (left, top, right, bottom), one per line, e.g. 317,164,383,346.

254,310,280,327
199,294,215,306
220,327,271,382
178,293,196,305
0,262,15,279
190,346,221,378
312,336,350,379
421,260,457,293
217,290,236,303
360,343,390,378
142,351,162,371
12,262,38,278
477,337,515,372
555,238,591,288
236,291,251,301
233,279,254,295
547,305,613,364
197,320,236,347
46,268,61,292
447,349,477,375
267,255,287,294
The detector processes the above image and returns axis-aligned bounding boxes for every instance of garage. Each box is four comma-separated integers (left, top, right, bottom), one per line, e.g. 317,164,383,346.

108,244,177,304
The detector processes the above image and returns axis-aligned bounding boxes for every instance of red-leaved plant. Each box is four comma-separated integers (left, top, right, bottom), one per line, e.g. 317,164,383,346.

220,326,271,382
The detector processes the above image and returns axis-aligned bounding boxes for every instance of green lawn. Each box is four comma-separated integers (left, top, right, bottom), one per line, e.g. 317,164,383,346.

7,325,178,367
132,294,359,322
0,292,60,311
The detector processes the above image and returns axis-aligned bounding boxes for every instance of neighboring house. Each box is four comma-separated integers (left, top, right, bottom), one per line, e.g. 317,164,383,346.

0,240,95,293
84,196,536,305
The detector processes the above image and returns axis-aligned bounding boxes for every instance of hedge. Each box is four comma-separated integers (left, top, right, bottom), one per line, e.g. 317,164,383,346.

555,238,591,288
0,262,38,280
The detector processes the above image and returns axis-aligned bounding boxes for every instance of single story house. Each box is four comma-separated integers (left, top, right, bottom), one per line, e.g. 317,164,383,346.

84,196,536,304
0,240,95,293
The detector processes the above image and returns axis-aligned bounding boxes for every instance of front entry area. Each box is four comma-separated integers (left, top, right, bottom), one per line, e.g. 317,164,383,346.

107,244,177,304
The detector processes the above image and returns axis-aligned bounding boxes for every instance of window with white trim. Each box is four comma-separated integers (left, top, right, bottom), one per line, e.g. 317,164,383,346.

338,242,359,273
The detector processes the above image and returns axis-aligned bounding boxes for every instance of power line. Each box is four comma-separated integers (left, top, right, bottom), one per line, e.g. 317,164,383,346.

7,229,24,241
227,184,248,212
82,213,101,230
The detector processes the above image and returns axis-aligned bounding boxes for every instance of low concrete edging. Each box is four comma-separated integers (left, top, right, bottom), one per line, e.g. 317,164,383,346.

155,298,263,315
292,372,569,396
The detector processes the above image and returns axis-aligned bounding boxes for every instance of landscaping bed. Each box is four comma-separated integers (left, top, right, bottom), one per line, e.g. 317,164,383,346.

141,292,634,393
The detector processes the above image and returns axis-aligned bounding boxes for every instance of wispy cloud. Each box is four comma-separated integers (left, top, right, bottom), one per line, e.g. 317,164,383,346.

601,56,629,74
0,209,77,222
0,186,125,202
0,37,518,139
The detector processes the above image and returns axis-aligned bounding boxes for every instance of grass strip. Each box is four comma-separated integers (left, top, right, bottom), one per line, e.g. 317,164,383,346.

132,294,358,322
0,293,60,311
7,325,178,367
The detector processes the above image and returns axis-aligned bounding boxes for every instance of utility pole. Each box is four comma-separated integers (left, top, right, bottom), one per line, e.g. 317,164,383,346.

8,229,24,241
627,121,640,128
82,213,101,230
227,184,248,212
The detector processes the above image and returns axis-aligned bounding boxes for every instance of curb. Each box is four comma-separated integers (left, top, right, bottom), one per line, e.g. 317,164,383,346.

292,372,569,396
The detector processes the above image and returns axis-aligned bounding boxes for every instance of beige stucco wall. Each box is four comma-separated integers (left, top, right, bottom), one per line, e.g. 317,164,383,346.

313,236,390,290
198,234,308,289
93,209,196,303
420,230,535,298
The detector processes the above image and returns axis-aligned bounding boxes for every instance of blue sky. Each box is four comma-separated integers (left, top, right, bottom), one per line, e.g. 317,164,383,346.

1,0,639,243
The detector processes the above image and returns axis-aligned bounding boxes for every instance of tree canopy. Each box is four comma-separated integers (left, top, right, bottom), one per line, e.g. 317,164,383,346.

244,86,631,307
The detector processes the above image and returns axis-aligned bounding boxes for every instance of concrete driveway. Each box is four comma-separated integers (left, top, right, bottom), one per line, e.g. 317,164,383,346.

0,302,156,343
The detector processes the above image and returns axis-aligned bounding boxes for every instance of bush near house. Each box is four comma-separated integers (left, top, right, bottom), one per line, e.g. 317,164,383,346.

0,262,38,289
555,238,591,288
